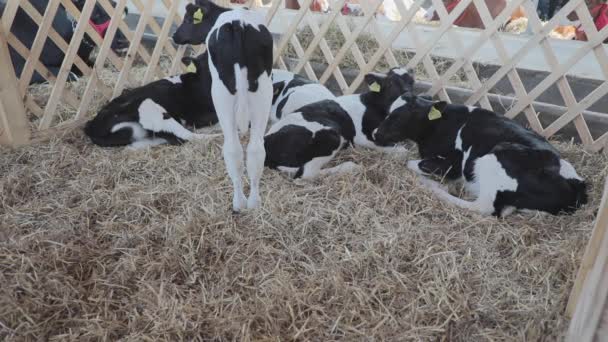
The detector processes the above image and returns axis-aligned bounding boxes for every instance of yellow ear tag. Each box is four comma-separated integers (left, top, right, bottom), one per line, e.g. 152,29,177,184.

428,106,442,121
274,87,280,95
193,8,204,24
369,82,381,93
186,62,197,73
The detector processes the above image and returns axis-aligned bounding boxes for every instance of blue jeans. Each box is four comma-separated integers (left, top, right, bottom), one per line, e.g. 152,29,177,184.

537,0,551,20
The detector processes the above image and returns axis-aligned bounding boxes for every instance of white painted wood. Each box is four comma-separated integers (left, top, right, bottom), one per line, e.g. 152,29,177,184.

259,5,607,81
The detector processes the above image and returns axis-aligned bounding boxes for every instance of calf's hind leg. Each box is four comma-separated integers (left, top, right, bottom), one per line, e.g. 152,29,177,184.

414,154,517,216
298,130,345,179
213,88,247,212
246,80,273,209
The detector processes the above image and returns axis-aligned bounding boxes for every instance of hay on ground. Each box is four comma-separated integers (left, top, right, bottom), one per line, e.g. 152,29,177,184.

1,120,606,340
2,48,606,340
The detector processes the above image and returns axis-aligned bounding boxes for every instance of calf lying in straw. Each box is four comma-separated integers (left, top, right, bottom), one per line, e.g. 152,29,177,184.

270,69,336,123
173,0,274,212
264,68,414,179
85,54,218,149
373,94,588,217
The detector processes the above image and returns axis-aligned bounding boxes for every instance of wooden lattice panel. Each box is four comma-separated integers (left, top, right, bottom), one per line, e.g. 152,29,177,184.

0,0,189,140
261,0,608,152
0,0,607,152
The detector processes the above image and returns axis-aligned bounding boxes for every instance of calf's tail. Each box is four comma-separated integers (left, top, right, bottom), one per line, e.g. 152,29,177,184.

234,65,250,134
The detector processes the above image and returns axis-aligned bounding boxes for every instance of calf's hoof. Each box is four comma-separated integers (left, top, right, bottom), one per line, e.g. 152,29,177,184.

247,195,261,209
232,194,247,213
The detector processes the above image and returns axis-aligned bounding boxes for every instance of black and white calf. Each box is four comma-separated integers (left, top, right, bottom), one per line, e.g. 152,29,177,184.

264,67,415,179
334,67,414,152
270,69,335,123
373,94,588,216
264,99,357,178
84,54,218,148
173,0,273,212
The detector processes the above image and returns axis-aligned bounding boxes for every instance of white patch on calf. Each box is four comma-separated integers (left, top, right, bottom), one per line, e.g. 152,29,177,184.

467,106,477,112
278,166,299,174
454,125,465,151
271,69,296,84
470,154,519,214
164,75,182,84
244,70,273,209
208,58,247,210
559,159,583,180
271,83,335,123
336,95,370,147
127,137,168,150
416,153,518,216
300,136,346,179
391,67,410,76
500,206,517,218
319,161,360,177
137,99,196,140
407,160,427,175
389,96,408,113
462,147,472,177
215,8,266,32
234,64,251,133
111,121,147,140
266,112,326,136
454,125,472,176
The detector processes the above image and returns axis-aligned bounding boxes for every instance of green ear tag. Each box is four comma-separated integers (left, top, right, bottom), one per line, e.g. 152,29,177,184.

369,82,381,93
193,8,204,24
186,62,197,73
428,106,442,121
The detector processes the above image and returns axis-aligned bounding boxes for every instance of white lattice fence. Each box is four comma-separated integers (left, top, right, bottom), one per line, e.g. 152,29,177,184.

0,0,607,152
0,0,189,142
254,0,608,152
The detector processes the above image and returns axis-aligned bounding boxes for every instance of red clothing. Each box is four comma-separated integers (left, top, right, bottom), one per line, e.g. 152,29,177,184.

576,3,608,42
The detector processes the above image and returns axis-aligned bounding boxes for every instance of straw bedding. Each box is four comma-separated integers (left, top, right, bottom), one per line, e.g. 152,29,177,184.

2,49,607,340
1,117,606,340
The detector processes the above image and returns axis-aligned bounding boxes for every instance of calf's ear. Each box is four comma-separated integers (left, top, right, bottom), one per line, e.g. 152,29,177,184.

182,56,199,73
364,72,386,92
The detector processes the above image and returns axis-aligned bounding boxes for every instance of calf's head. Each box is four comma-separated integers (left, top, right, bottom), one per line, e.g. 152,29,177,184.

180,53,210,83
363,67,415,109
173,0,228,45
179,53,217,126
373,93,447,145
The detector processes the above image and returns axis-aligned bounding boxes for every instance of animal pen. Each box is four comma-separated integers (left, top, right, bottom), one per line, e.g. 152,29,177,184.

1,0,608,339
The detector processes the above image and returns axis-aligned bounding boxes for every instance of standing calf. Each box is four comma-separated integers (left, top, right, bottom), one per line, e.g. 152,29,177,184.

373,94,588,217
173,0,273,212
85,54,217,148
